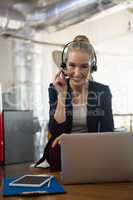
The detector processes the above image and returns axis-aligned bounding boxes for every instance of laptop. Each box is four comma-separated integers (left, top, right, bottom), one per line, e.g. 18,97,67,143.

60,132,133,184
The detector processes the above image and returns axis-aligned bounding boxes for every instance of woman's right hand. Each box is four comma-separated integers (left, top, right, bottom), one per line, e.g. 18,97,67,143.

53,71,67,95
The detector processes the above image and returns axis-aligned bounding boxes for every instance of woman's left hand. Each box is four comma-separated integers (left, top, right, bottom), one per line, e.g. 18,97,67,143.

51,133,66,148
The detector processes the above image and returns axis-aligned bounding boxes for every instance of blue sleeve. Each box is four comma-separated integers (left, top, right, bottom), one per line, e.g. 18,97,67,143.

48,84,68,138
100,86,114,132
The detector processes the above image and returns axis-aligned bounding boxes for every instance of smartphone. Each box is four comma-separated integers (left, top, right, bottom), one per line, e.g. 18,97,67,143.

9,174,52,187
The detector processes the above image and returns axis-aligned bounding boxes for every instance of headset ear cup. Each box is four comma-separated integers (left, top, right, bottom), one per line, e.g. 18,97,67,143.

94,64,97,72
91,61,97,73
91,46,97,73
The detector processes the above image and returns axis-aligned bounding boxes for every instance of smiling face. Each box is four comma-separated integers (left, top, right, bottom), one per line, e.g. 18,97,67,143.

66,50,91,87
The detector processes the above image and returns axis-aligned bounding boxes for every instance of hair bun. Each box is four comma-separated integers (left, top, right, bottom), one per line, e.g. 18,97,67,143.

73,35,90,43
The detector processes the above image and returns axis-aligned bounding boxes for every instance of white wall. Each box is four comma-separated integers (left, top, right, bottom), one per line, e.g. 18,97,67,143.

0,38,13,92
38,9,133,44
95,33,133,114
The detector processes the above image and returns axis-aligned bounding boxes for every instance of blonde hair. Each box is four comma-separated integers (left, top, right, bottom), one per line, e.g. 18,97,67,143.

73,35,90,43
66,35,93,59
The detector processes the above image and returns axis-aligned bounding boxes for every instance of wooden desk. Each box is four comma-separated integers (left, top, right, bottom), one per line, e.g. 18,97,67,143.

0,163,133,200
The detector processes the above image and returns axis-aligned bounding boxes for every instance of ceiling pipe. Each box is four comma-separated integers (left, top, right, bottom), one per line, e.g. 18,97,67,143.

0,7,25,31
27,0,115,32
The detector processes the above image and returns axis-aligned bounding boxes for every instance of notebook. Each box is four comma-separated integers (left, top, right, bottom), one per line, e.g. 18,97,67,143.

60,132,133,184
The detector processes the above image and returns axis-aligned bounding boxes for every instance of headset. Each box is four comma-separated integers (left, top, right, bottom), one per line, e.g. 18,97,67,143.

61,40,97,73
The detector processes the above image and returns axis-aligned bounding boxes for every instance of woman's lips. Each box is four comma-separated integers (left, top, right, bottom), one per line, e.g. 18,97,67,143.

72,78,82,82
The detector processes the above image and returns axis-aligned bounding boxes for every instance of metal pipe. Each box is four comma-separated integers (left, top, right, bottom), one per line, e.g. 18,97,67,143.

0,7,25,31
27,0,114,31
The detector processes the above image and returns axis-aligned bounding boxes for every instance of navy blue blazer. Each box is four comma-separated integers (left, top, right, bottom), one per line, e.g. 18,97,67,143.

35,80,114,168
48,80,114,138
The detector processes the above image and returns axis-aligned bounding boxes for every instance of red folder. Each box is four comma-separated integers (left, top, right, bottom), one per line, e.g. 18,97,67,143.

0,112,4,163
0,84,3,163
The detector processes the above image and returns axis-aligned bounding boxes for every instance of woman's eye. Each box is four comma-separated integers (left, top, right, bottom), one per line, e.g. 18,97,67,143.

81,65,89,69
69,63,76,68
68,62,89,69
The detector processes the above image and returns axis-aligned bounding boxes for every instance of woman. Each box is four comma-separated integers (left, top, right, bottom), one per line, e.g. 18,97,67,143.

35,35,114,170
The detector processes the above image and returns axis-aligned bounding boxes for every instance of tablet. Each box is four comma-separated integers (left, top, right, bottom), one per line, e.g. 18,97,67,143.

9,174,52,187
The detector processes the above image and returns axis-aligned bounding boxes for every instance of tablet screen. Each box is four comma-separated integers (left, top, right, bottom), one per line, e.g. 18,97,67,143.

9,175,51,187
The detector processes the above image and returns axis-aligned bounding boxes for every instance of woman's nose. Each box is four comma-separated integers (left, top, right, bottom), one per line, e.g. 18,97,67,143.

74,66,81,76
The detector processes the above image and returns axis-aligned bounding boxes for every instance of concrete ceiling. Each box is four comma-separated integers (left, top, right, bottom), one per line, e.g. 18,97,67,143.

0,0,37,8
0,0,60,10
0,0,133,46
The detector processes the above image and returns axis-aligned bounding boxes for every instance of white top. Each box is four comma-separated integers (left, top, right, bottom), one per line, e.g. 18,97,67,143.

72,103,88,133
